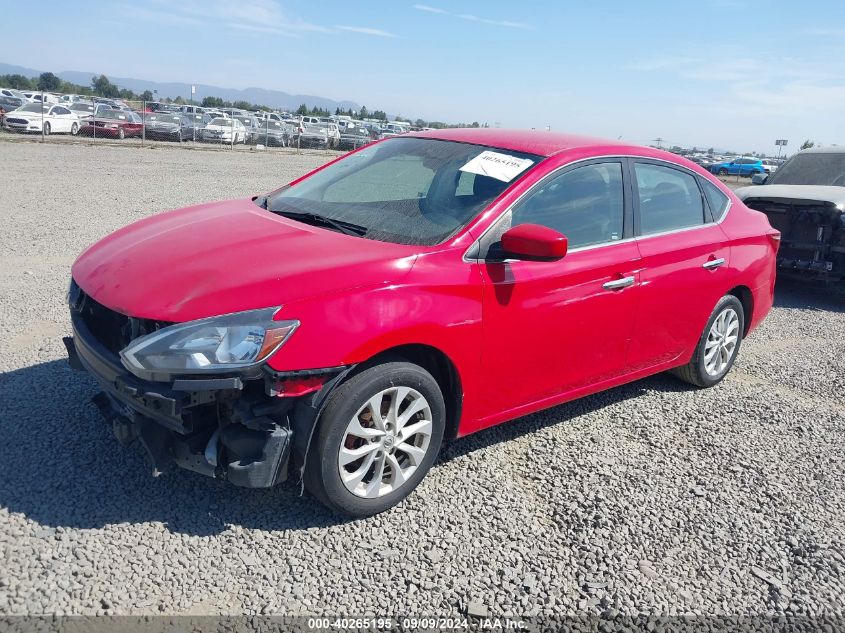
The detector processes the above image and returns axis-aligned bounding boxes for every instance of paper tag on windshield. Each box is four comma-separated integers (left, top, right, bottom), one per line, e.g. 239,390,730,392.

459,151,534,183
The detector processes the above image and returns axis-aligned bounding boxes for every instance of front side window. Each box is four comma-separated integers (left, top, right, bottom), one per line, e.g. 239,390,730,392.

266,137,541,246
509,162,625,249
635,163,704,235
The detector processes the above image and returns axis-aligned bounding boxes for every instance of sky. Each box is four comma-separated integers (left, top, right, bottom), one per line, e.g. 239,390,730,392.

3,0,844,154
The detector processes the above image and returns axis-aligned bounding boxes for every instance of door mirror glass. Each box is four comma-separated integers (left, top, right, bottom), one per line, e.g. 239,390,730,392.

751,173,768,185
500,224,568,260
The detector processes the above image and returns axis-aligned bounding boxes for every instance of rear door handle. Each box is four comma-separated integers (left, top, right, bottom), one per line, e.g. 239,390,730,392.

603,275,635,291
703,257,726,270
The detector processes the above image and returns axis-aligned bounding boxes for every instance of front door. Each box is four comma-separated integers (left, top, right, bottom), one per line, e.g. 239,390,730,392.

474,160,641,425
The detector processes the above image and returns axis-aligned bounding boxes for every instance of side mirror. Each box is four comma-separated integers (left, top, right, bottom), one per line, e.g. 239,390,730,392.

751,173,768,185
500,224,568,260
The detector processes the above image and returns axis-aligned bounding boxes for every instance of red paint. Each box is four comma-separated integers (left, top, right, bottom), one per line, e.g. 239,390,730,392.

72,130,778,438
272,376,327,397
501,224,568,259
78,116,143,139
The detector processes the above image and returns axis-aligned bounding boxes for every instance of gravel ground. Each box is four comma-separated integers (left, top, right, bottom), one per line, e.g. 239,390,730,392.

0,140,844,619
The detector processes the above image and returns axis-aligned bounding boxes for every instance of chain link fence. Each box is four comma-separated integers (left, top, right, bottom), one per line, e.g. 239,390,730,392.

0,96,375,155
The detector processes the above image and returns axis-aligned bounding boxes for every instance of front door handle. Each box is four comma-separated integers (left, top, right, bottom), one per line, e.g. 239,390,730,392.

703,257,726,270
603,275,635,291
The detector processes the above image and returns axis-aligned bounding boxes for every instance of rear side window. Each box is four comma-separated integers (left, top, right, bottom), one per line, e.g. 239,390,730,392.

635,163,704,235
701,179,730,220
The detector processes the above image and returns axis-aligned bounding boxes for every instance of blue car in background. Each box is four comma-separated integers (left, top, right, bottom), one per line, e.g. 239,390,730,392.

709,156,766,177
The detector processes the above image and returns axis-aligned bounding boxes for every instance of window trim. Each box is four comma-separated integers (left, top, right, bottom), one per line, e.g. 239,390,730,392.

697,175,731,224
630,158,709,238
473,157,633,261
463,155,733,262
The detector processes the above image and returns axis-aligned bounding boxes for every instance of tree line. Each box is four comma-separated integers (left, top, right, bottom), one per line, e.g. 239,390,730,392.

1,71,484,128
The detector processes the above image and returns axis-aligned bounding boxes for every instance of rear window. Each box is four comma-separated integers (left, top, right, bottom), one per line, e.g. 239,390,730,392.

768,153,845,186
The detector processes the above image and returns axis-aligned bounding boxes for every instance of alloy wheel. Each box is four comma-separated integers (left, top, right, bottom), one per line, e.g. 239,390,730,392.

704,307,739,376
338,386,433,499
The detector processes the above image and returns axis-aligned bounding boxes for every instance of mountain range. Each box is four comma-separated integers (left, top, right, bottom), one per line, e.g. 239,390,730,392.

0,62,361,112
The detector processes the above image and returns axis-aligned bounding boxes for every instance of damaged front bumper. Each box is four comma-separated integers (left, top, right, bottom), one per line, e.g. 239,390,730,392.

65,294,342,488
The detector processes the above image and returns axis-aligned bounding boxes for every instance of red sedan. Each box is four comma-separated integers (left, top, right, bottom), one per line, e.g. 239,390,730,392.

66,129,778,516
78,109,143,139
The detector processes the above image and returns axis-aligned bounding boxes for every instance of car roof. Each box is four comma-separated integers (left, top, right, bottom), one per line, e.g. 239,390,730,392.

406,128,632,157
796,146,845,155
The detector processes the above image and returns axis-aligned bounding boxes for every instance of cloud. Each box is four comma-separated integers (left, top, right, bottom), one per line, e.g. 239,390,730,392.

457,14,531,29
630,51,845,119
412,4,448,14
124,0,388,38
412,4,531,29
334,25,398,38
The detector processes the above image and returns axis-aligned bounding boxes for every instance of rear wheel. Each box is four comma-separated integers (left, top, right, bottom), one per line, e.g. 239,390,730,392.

70,122,78,135
304,362,445,517
671,295,744,388
117,127,125,139
43,122,51,136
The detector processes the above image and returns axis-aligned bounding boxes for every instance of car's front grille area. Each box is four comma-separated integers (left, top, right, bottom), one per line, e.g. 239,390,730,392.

71,280,172,356
5,118,28,125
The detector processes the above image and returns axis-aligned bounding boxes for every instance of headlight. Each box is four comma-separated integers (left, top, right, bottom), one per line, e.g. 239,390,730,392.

120,307,298,378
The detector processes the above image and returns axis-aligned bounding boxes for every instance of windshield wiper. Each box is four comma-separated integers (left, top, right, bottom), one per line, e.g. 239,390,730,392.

273,210,368,236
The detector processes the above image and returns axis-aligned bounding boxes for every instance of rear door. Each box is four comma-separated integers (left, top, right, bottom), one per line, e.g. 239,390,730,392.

626,160,731,371
475,159,641,420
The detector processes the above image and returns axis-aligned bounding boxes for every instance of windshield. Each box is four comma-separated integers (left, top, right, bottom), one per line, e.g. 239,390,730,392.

70,103,94,111
18,104,49,113
145,114,181,123
768,153,845,187
265,137,542,246
209,118,230,126
98,110,126,120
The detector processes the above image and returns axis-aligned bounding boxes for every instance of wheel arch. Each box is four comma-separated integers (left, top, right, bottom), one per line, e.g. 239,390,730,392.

349,343,463,440
727,284,753,337
288,342,464,484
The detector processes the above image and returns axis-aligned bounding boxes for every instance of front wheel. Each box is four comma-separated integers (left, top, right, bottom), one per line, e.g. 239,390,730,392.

718,168,728,176
43,122,51,136
671,294,744,388
117,127,125,139
304,361,445,517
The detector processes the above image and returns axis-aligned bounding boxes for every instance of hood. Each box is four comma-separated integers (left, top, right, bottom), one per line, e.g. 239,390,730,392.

72,199,418,322
735,184,845,211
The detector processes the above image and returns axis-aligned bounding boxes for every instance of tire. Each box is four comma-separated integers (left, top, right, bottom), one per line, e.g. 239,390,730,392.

304,361,446,517
117,128,125,140
671,294,744,388
43,122,50,136
718,168,728,176
70,122,78,136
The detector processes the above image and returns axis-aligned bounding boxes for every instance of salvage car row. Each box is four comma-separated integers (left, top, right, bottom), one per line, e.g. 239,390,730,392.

0,91,409,150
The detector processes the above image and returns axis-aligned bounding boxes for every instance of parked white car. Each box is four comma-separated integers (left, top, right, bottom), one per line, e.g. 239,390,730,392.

21,91,59,104
0,87,28,101
760,159,781,174
3,103,80,135
318,122,341,148
201,117,247,143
